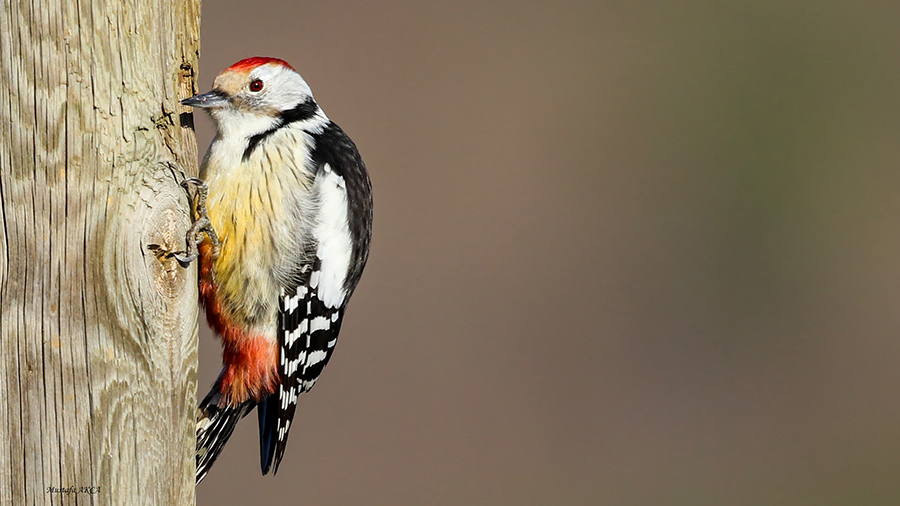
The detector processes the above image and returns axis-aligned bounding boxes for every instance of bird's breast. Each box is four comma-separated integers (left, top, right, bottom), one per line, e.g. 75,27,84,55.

202,129,318,331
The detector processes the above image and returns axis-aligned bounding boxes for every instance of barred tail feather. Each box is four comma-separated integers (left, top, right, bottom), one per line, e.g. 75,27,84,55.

268,382,300,475
196,381,255,483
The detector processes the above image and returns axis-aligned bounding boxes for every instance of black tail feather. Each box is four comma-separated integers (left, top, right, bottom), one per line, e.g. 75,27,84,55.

258,394,279,475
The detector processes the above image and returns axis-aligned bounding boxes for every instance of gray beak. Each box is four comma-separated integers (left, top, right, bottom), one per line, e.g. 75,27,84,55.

181,90,229,108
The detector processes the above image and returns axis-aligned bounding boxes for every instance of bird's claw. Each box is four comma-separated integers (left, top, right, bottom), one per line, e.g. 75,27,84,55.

173,251,198,265
174,177,221,266
181,176,205,191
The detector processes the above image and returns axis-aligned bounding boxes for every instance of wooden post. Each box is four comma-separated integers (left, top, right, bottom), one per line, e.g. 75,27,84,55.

0,0,202,504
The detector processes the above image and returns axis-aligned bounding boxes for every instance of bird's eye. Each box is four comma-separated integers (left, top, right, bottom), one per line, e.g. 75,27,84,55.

249,79,264,92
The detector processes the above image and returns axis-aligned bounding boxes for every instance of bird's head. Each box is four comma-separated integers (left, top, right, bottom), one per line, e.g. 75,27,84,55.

182,57,320,140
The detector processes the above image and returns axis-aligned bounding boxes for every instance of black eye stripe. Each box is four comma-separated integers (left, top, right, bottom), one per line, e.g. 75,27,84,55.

242,99,319,162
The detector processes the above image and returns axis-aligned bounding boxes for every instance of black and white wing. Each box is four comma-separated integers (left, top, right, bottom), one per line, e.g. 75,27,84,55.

259,121,373,475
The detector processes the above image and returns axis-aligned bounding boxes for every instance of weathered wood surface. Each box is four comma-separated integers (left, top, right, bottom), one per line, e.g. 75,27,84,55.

0,0,202,504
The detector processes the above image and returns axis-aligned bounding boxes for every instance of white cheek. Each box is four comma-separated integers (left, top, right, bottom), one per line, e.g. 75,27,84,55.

211,108,279,141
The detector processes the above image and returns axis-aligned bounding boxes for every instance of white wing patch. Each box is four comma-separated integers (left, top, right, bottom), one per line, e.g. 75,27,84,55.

284,294,301,314
312,164,352,308
284,354,305,376
305,350,328,369
309,316,331,333
284,320,308,347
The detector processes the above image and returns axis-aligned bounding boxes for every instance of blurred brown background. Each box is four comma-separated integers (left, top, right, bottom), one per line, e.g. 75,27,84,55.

193,1,900,504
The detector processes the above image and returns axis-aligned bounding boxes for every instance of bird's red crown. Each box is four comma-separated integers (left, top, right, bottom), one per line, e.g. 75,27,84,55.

225,56,294,73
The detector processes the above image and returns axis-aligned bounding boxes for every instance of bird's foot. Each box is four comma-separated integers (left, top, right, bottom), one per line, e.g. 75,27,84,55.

173,177,221,266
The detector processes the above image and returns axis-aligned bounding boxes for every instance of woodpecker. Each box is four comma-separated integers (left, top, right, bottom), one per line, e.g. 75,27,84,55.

180,57,372,482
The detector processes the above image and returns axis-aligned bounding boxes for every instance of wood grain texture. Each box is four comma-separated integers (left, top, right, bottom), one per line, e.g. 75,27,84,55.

0,0,202,504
